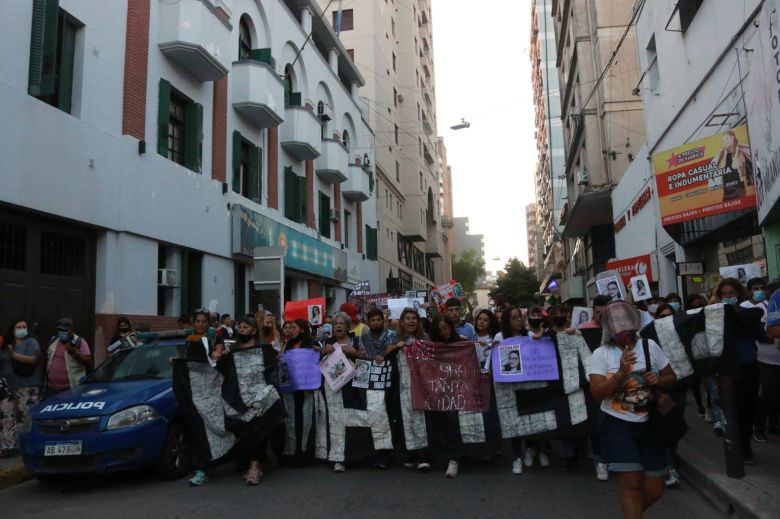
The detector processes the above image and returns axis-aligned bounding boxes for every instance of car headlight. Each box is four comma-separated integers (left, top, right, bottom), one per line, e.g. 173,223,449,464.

107,405,159,430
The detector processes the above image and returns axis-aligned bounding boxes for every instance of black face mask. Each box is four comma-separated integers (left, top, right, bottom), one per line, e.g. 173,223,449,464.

237,333,254,343
528,318,544,329
551,316,567,328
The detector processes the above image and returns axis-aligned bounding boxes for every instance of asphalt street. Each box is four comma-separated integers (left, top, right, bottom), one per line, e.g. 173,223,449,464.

0,453,722,519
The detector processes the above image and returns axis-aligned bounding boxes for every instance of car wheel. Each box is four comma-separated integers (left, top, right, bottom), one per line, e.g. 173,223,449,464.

156,421,191,480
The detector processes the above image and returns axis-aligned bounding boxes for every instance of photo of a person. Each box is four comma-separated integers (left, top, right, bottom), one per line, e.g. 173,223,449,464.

500,346,522,375
607,281,622,301
597,276,624,302
353,359,370,384
737,267,747,285
328,359,347,380
308,305,322,326
635,279,647,297
577,311,590,327
712,129,753,202
278,360,290,387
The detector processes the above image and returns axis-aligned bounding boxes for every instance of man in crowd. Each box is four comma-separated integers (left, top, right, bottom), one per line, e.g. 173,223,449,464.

219,313,235,339
445,298,477,341
44,318,92,400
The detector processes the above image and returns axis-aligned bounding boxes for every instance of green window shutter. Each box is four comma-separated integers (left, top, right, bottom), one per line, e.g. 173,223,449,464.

297,174,307,224
367,226,378,260
157,79,171,156
184,102,203,172
284,167,295,220
232,130,242,193
57,19,75,113
319,193,330,238
250,48,272,65
248,144,261,203
28,0,59,97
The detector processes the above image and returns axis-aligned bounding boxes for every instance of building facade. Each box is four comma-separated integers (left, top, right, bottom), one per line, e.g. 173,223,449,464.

551,0,645,302
316,0,448,293
525,203,544,279
452,216,485,268
0,0,378,359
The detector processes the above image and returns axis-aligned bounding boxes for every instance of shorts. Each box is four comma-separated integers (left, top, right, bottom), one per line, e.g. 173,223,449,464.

597,411,666,476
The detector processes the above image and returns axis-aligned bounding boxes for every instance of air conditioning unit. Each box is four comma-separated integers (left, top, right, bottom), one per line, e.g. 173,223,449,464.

576,168,589,186
325,287,337,299
317,101,333,121
158,268,178,288
329,208,341,221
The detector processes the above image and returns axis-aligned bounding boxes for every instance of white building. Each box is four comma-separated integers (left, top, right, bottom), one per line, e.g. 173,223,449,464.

0,0,378,358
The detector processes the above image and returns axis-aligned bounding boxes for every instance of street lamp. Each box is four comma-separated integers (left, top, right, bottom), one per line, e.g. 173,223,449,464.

450,118,471,130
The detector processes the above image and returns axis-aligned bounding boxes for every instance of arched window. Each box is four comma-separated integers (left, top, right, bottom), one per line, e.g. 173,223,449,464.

342,129,350,149
238,16,252,60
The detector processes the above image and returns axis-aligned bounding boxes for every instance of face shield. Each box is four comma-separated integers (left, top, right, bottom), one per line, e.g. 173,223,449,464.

600,301,640,345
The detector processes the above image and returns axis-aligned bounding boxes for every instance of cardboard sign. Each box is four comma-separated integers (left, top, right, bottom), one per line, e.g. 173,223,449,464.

284,297,326,323
320,347,356,391
278,348,322,393
572,307,593,329
595,271,626,303
388,297,427,319
719,262,762,285
430,282,465,309
491,336,560,383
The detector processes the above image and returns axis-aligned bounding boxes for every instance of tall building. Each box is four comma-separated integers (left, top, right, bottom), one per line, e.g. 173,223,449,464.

452,217,485,267
317,0,449,293
530,0,566,290
438,136,454,282
552,0,644,302
525,203,544,279
0,0,378,358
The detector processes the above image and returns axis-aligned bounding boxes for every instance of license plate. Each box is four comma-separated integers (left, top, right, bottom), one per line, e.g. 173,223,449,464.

44,441,82,456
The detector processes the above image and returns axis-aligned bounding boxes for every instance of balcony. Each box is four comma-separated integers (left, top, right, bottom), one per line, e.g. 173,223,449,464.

423,144,435,165
315,139,349,184
425,233,444,259
400,196,426,242
342,164,371,202
231,59,284,128
280,106,322,160
158,0,230,82
441,216,454,229
561,187,612,238
422,117,433,135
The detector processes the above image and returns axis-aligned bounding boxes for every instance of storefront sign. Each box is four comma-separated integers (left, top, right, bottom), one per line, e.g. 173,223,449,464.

652,126,756,225
614,186,653,233
605,254,654,285
747,1,780,223
232,205,347,282
676,262,704,276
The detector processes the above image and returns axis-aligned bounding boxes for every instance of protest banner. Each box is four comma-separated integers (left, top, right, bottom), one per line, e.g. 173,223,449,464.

404,340,491,413
284,297,326,323
491,336,560,383
278,348,322,393
321,347,356,391
719,262,762,285
388,297,427,319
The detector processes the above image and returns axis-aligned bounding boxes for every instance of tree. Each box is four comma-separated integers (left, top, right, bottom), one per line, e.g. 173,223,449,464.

489,257,540,308
451,249,485,294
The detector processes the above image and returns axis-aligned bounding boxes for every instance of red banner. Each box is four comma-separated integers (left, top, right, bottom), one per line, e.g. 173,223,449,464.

404,340,491,413
605,254,654,285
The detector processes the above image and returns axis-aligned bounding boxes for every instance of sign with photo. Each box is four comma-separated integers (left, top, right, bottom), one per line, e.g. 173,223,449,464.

388,297,427,319
719,262,762,285
474,342,493,374
629,274,652,301
491,336,560,383
278,349,322,393
308,304,323,325
351,359,393,390
572,307,593,329
285,297,326,323
595,271,626,302
320,347,356,391
430,282,465,308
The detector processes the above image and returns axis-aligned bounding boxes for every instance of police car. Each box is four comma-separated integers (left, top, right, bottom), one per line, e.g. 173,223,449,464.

19,337,191,480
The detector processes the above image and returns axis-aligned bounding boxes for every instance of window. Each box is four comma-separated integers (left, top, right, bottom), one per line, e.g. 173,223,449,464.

40,231,86,278
678,0,704,33
419,172,423,190
394,124,399,144
646,35,659,91
392,18,396,37
284,167,307,224
232,131,262,203
342,129,350,149
366,225,378,260
158,79,203,172
346,49,354,61
238,16,252,60
344,210,351,248
392,52,396,72
396,161,400,182
333,8,354,31
0,222,27,271
393,87,398,108
28,0,79,114
319,192,331,239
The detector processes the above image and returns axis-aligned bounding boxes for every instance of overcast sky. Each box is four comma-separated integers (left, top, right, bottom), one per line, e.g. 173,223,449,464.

432,0,536,274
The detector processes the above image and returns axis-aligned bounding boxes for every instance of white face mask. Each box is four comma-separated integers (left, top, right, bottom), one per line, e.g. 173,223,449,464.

14,328,28,339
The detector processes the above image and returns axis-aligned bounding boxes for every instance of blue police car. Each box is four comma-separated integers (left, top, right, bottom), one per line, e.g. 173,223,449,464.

19,340,191,480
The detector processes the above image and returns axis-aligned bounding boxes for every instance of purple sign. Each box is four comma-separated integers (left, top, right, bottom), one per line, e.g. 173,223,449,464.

491,336,560,383
279,349,322,393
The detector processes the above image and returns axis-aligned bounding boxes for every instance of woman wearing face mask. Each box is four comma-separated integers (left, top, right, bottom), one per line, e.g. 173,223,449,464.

717,278,765,463
588,301,676,519
521,307,553,470
110,316,135,346
0,319,42,457
258,312,282,352
664,293,683,315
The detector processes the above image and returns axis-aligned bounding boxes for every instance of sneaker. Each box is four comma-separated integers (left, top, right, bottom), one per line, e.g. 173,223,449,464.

524,448,535,468
403,461,416,468
512,458,524,475
704,409,714,423
539,452,550,468
333,462,346,472
697,407,705,418
712,421,724,436
753,432,767,443
188,470,210,486
445,460,459,478
595,463,609,481
416,461,431,472
665,468,680,488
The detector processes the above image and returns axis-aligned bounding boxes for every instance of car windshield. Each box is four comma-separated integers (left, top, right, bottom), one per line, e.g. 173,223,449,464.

88,344,181,383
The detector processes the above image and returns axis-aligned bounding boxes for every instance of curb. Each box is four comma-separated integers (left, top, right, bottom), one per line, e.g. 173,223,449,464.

0,463,30,490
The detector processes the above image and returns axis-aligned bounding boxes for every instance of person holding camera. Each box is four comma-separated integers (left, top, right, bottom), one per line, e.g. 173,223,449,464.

43,317,92,401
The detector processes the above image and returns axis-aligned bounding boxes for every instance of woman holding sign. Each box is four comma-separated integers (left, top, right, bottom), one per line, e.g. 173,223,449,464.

522,307,553,470
588,301,676,519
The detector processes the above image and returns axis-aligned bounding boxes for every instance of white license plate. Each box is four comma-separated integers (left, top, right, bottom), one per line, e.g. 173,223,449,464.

44,441,82,456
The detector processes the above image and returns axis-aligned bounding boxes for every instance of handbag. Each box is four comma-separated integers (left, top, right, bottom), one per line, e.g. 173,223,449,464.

642,339,688,447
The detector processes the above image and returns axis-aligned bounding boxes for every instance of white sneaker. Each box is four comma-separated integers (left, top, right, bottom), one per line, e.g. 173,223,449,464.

524,447,535,467
595,463,609,481
664,468,680,487
512,458,524,474
333,462,346,473
445,460,459,478
539,452,550,467
416,461,431,472
704,409,714,423
712,421,724,436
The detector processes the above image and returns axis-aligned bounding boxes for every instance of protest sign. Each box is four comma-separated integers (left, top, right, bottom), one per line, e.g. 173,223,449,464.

351,360,393,390
572,307,593,329
595,271,626,302
388,297,427,319
630,274,651,302
719,262,762,285
321,347,356,391
430,282,465,309
285,297,326,323
278,348,322,393
492,336,560,383
353,280,370,296
404,340,491,413
474,342,493,373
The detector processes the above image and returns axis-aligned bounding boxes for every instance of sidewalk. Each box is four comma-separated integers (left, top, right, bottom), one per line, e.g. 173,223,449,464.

0,454,29,489
677,398,780,519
